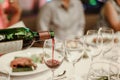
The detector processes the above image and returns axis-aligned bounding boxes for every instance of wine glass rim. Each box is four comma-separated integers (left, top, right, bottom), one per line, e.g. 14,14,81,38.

100,28,114,32
86,30,99,36
87,29,98,31
101,27,113,30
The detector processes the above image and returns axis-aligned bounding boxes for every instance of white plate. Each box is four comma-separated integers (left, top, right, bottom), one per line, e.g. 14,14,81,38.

0,47,49,76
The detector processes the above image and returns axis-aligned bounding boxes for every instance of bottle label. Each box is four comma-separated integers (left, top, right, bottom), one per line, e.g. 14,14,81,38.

0,40,23,54
0,34,5,41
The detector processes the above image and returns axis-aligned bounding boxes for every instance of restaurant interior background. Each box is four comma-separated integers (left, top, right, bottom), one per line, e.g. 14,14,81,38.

19,0,107,46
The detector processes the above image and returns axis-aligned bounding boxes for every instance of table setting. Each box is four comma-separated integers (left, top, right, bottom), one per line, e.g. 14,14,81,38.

0,28,120,80
0,47,92,80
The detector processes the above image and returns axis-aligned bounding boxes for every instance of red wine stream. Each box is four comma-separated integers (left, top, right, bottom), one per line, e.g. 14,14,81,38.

52,38,55,63
45,38,60,69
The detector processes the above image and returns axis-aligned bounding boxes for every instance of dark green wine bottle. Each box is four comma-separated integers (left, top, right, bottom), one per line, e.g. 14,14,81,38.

0,27,54,53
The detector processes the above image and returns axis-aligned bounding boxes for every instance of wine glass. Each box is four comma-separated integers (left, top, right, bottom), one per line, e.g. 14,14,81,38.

85,30,103,61
65,36,85,79
100,28,114,56
43,38,65,80
87,61,119,80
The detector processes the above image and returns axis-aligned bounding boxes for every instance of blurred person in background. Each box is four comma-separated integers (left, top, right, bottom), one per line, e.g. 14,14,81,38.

39,0,47,8
37,0,85,40
97,0,120,31
0,0,22,29
19,0,39,15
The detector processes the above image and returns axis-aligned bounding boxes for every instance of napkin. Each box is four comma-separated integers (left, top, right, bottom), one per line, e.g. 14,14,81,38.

8,21,26,28
0,65,11,74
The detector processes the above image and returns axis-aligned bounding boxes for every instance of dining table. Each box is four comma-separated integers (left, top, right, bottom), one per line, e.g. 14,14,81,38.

0,32,120,80
1,44,120,80
0,46,92,80
10,57,91,80
11,44,120,80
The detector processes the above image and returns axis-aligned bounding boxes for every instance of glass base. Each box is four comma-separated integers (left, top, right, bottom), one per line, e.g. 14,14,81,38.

46,74,83,80
46,75,67,80
65,75,83,80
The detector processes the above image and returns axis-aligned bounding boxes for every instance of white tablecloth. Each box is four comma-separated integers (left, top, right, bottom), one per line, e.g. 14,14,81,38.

11,59,91,80
1,38,120,80
10,43,120,80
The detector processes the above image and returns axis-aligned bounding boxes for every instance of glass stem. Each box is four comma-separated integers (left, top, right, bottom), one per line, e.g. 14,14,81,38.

90,57,94,66
51,69,55,80
91,56,93,61
72,63,76,78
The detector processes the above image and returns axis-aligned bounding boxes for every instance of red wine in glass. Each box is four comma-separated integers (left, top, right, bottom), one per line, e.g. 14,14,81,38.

45,59,61,69
45,38,61,69
44,38,65,80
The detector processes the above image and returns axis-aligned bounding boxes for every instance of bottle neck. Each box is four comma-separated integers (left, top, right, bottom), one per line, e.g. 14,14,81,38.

33,31,54,41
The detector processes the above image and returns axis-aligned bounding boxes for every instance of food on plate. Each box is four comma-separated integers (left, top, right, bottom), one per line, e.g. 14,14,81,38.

66,40,78,48
92,38,102,43
114,38,119,43
93,38,109,43
93,37,119,43
30,54,44,64
10,57,37,72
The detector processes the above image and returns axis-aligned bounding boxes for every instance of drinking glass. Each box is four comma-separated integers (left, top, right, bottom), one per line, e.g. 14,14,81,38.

87,61,119,80
65,36,85,79
100,28,114,55
85,30,103,61
43,38,65,80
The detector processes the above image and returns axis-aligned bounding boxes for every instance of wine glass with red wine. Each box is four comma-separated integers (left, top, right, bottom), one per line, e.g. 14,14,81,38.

43,38,65,80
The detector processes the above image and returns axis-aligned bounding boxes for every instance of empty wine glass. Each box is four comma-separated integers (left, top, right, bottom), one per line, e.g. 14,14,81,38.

43,38,65,80
87,61,119,80
65,36,85,80
100,28,114,55
85,30,103,61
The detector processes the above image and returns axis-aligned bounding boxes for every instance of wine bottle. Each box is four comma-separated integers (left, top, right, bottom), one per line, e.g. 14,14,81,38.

0,27,54,54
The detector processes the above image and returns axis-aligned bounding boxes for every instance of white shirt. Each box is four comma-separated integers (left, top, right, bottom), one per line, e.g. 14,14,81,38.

37,0,85,40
